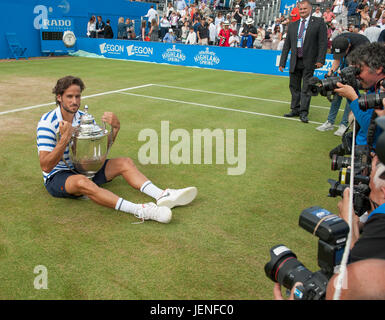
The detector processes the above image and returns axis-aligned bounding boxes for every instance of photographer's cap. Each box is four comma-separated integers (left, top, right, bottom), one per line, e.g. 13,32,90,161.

331,36,350,59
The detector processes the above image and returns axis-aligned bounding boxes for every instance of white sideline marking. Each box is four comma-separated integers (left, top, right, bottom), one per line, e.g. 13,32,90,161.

118,91,325,125
0,84,154,116
152,83,339,112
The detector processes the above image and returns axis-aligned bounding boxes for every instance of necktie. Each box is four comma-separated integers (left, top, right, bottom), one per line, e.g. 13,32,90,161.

297,19,305,58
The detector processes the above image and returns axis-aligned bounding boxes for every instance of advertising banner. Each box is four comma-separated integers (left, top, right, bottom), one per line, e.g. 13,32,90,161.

78,38,332,78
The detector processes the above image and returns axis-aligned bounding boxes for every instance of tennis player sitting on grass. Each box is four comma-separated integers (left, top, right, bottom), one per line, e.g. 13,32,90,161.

36,75,197,223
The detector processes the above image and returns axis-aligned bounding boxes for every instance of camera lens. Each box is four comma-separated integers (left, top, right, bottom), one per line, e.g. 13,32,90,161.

265,245,313,290
358,93,385,111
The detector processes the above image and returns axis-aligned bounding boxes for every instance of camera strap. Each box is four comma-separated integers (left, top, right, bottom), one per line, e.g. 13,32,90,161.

312,214,335,236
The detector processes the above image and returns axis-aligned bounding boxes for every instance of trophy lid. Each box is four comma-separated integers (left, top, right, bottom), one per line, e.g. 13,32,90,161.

76,105,105,139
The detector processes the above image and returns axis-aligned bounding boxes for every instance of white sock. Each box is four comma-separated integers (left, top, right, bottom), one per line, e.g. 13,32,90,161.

115,198,141,215
140,181,164,200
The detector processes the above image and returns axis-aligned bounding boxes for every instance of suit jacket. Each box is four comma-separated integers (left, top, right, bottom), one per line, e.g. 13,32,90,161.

279,16,327,72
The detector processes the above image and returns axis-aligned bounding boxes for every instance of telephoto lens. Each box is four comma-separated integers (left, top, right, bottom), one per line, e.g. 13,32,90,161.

358,92,385,111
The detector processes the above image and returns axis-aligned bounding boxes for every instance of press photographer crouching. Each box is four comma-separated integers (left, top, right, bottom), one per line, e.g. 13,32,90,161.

315,33,369,136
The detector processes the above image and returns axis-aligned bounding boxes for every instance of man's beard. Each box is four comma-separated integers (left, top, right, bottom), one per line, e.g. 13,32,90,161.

61,103,78,114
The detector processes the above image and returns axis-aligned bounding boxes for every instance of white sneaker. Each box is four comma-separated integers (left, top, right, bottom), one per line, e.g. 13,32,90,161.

157,187,198,209
334,124,347,136
316,121,334,132
135,203,172,223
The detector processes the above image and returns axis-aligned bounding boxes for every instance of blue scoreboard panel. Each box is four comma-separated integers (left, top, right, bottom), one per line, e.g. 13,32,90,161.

40,18,76,54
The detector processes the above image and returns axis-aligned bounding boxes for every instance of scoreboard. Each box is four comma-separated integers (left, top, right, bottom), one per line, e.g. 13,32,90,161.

40,18,76,54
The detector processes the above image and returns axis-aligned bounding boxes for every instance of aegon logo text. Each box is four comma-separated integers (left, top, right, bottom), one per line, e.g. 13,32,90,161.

100,43,125,55
127,45,153,57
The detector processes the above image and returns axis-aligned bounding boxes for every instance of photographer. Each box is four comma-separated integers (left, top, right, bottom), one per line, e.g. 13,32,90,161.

334,42,385,150
337,155,385,263
316,33,369,136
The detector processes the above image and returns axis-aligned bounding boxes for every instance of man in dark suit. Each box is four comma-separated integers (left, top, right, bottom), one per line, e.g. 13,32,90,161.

279,0,328,123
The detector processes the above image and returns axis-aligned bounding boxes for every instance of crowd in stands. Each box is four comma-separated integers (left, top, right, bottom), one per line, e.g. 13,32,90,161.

86,0,385,49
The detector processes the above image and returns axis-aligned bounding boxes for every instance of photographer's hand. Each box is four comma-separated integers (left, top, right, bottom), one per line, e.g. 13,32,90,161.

337,187,361,248
315,62,323,69
334,82,359,101
273,282,303,300
279,66,284,72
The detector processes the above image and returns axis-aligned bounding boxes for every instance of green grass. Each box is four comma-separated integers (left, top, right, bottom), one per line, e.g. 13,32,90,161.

0,57,345,299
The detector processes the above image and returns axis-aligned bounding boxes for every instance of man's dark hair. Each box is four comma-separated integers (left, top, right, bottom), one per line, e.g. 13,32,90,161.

52,76,85,105
348,42,385,73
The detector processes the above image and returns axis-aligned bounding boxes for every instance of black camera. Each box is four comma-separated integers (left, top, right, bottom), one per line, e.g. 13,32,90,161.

329,131,354,159
265,206,349,300
327,178,371,217
358,92,385,111
308,66,361,101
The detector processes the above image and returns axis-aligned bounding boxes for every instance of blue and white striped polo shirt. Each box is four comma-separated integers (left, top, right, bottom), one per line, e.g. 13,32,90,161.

36,106,85,184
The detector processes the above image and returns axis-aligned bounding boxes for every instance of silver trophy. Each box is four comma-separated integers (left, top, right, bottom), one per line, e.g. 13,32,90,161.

61,105,113,179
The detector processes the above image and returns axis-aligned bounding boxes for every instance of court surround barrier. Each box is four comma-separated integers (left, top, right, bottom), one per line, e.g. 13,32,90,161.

77,37,332,78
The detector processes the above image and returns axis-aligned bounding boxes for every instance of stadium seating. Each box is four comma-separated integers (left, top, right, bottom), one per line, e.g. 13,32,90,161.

6,33,28,60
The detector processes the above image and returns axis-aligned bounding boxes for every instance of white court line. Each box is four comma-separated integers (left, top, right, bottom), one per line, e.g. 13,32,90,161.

118,91,325,125
0,83,154,116
152,83,340,112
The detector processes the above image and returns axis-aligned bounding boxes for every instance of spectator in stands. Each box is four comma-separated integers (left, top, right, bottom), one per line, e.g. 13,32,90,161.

230,19,238,33
348,23,355,32
166,2,175,18
253,24,265,49
232,5,243,28
126,18,135,40
181,21,189,43
197,17,209,45
347,0,359,25
160,15,171,40
95,16,105,38
271,25,282,50
370,3,383,20
208,17,216,45
378,13,385,29
359,23,367,34
312,6,323,18
290,2,300,23
117,17,127,40
215,11,224,27
274,17,284,34
240,18,257,48
145,5,159,29
218,21,231,47
262,27,273,50
364,18,382,42
247,0,256,11
87,16,96,38
229,30,240,47
148,19,159,42
175,0,187,15
333,0,345,15
185,26,197,44
141,20,147,41
323,7,336,24
104,19,114,39
200,3,211,19
163,28,176,43
360,5,371,27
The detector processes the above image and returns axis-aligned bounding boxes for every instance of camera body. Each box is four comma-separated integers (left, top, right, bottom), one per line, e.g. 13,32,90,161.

308,66,361,101
265,207,350,300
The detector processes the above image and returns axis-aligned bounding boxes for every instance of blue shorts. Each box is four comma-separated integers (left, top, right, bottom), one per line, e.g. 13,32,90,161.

45,159,110,198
